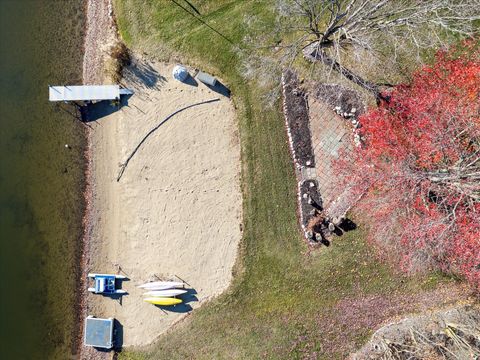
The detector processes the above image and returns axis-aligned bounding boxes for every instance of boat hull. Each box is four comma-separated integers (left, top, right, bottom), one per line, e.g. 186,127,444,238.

143,289,187,297
138,281,184,289
144,297,182,306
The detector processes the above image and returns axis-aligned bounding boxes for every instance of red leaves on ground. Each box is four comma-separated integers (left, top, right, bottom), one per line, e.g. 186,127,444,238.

337,41,480,288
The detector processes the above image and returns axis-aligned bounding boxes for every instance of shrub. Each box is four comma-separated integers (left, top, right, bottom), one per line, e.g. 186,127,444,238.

335,40,480,288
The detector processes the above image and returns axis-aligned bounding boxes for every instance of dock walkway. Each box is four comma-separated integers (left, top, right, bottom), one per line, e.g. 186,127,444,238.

49,85,133,102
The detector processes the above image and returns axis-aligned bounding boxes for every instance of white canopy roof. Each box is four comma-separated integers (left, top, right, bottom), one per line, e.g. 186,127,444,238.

49,85,121,102
84,316,114,349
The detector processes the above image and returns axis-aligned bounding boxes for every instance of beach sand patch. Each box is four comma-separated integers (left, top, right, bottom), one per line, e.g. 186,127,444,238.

86,59,242,347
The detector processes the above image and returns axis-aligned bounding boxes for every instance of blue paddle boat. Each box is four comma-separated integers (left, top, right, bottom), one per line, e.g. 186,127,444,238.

87,273,127,295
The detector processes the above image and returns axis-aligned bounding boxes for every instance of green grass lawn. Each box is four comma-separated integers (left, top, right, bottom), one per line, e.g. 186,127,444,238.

113,1,456,358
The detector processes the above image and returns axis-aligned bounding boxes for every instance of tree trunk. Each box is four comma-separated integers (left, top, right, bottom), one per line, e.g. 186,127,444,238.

304,45,388,102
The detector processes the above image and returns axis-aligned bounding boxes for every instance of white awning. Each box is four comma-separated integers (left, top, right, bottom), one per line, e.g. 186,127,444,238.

49,85,121,102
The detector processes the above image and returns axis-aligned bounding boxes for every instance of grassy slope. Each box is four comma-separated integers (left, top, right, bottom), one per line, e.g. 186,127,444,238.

114,1,453,358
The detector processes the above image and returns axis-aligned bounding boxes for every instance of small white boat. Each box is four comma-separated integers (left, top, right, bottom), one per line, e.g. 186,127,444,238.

138,281,184,290
143,289,187,297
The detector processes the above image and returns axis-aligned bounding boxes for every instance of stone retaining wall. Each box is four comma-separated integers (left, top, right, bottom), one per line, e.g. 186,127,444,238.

282,70,364,243
281,69,323,243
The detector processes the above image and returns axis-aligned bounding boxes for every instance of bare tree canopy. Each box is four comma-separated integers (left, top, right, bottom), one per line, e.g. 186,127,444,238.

262,0,480,97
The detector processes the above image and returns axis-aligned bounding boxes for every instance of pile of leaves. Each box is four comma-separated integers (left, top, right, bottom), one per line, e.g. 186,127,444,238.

352,305,480,360
109,42,131,83
336,41,480,288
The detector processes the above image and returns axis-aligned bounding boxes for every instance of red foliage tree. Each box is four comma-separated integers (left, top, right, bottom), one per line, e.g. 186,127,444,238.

339,41,480,288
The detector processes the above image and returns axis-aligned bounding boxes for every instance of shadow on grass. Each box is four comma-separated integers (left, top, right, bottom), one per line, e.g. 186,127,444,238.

339,218,357,232
332,218,358,236
205,80,230,97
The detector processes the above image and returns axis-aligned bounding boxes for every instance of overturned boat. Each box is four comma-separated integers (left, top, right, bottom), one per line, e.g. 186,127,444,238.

144,297,182,306
142,289,187,297
137,281,184,290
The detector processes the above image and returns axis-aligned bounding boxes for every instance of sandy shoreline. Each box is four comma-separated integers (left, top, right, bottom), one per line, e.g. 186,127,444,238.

87,58,241,347
78,1,242,357
78,1,118,359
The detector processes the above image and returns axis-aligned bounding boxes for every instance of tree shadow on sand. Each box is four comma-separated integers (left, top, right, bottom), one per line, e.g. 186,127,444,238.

122,57,166,90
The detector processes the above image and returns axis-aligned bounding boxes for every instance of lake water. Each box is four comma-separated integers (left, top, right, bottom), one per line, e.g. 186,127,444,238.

0,1,86,358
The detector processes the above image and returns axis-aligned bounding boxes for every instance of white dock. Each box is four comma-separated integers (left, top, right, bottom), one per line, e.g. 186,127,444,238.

49,85,133,102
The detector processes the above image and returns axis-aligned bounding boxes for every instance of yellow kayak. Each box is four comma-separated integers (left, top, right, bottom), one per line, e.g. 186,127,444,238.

144,297,182,306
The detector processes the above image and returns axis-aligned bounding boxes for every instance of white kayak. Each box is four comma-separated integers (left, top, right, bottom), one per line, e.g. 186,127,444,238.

143,289,187,297
138,281,184,290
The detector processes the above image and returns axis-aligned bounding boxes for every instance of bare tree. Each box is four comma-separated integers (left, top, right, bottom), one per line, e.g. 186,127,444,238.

252,0,480,99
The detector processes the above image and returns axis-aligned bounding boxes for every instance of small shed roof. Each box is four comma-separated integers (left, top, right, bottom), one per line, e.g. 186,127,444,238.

49,85,121,102
84,316,114,349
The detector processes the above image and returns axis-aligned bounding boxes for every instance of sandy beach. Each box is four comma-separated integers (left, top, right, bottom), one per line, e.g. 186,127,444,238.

78,1,118,358
86,59,242,347
88,60,242,346
78,0,242,354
